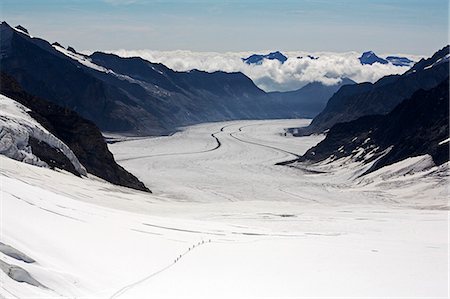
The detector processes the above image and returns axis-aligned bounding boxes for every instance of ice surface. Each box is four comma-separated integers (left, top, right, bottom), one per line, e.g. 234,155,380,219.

0,94,86,175
0,119,448,298
0,243,35,263
0,260,43,287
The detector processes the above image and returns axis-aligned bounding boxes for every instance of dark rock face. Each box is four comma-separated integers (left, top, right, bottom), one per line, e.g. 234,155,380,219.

14,25,28,34
0,73,150,192
268,78,356,118
300,79,449,173
1,22,147,133
67,46,77,53
298,46,449,136
87,51,278,127
296,55,319,60
28,137,81,176
406,46,450,74
242,51,288,65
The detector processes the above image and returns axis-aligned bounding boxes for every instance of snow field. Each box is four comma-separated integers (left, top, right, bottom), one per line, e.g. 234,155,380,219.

0,119,448,298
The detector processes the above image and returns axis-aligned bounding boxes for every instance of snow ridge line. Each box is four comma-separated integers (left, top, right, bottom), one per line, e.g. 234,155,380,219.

108,239,211,299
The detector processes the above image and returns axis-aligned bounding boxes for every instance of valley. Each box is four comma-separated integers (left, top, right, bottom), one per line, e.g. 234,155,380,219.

1,2,449,298
1,120,447,298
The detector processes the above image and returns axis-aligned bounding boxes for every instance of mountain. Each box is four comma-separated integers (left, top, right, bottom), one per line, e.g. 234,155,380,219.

405,46,450,74
14,25,29,35
296,55,319,60
296,45,449,136
359,51,414,66
0,73,150,192
1,22,345,135
242,51,288,65
386,56,414,67
0,21,274,135
268,78,355,118
298,78,449,173
1,22,153,133
0,21,271,135
86,51,275,124
359,51,388,65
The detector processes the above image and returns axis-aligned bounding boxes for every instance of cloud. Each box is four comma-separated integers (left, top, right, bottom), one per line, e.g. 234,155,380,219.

99,49,424,92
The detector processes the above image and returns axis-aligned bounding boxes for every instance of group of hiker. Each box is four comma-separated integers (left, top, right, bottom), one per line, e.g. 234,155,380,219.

174,239,211,263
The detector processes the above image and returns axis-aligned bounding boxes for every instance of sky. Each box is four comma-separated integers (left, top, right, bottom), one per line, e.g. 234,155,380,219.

1,0,448,55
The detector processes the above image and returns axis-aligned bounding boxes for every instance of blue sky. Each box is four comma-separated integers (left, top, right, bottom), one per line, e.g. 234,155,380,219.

1,0,448,55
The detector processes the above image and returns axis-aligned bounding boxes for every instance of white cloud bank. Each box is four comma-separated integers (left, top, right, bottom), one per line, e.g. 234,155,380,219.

103,50,424,92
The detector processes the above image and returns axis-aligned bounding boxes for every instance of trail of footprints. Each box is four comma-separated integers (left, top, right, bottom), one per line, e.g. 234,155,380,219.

174,239,211,264
109,239,213,298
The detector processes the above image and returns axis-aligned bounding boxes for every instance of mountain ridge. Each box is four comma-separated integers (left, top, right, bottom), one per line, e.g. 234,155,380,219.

1,21,354,135
296,45,449,136
297,78,449,173
268,78,356,118
242,51,288,65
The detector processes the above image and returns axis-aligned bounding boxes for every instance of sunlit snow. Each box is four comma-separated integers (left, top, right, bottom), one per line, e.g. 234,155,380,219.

0,120,448,298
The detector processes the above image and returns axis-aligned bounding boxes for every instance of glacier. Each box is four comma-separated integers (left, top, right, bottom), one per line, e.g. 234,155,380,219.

0,119,448,298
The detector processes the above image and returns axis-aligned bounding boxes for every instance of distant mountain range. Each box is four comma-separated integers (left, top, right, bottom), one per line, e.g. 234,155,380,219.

296,45,449,136
0,21,360,190
359,51,389,65
242,51,288,65
385,56,414,67
0,22,260,135
241,50,414,67
267,78,355,118
286,46,449,172
1,21,447,189
359,51,414,66
0,22,351,135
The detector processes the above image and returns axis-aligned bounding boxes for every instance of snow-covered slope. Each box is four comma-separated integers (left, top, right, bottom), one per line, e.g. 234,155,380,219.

300,78,449,176
1,120,448,298
0,94,86,175
53,44,110,73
